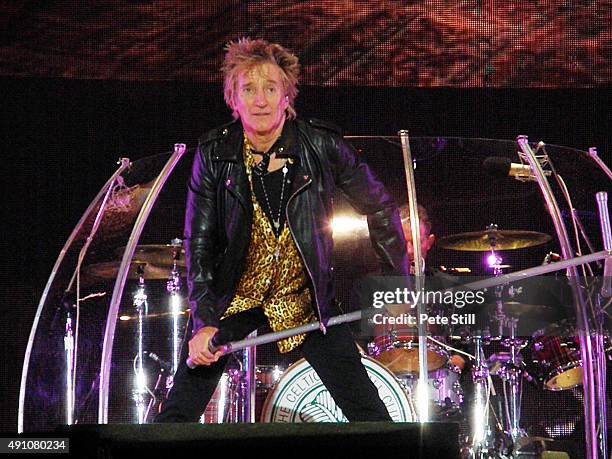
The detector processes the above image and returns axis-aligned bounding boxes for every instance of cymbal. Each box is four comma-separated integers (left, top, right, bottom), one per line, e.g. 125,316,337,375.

84,260,182,281
438,230,551,251
115,244,186,267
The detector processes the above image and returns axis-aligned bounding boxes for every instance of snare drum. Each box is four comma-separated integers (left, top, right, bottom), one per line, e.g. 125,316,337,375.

260,356,415,422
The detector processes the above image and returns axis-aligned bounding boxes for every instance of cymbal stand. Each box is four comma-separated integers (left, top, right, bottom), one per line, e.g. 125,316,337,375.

166,238,183,375
62,295,75,426
486,226,527,444
132,266,148,424
242,331,257,422
471,332,492,457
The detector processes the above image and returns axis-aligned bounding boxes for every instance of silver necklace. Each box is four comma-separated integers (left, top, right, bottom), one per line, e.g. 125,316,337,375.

258,162,289,238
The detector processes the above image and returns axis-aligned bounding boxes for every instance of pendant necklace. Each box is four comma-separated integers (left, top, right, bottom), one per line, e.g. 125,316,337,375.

258,161,289,240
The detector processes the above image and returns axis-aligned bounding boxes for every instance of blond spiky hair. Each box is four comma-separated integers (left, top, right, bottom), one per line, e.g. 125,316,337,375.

222,37,300,119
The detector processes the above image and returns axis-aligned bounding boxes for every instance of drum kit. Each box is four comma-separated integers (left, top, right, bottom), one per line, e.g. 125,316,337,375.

85,223,608,458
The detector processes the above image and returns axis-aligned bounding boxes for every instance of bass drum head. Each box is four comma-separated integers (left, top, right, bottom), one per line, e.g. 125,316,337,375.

260,356,415,422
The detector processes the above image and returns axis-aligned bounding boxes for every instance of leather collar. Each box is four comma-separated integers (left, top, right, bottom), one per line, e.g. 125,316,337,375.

212,118,301,163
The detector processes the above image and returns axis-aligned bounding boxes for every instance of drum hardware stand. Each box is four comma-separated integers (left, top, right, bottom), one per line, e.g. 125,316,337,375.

242,331,257,423
132,265,149,424
471,330,493,457
165,238,183,375
210,334,257,423
144,353,171,423
486,230,528,446
61,294,75,426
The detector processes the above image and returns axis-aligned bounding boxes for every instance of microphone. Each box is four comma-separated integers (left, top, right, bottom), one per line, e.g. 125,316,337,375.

482,156,551,182
145,351,173,372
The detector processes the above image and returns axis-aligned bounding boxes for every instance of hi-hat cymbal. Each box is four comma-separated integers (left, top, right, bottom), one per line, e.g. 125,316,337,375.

114,244,186,267
84,260,181,281
438,230,551,251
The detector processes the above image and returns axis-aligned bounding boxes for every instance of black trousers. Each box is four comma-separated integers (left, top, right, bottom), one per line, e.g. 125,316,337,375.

155,308,392,422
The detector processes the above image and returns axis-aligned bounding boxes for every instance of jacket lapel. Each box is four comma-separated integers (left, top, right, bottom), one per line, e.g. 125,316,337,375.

214,122,251,211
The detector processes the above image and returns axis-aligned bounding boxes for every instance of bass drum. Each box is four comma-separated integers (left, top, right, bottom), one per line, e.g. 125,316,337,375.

260,356,416,422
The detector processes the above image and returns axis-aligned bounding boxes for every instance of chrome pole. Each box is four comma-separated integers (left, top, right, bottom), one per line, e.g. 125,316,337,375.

133,272,148,424
398,129,429,422
166,238,183,374
63,312,74,426
471,335,490,456
241,331,257,423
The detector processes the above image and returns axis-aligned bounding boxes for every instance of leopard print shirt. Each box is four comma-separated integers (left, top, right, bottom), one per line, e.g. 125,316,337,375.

221,137,315,353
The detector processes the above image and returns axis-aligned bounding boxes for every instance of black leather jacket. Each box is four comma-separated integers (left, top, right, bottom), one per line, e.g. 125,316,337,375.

185,117,410,335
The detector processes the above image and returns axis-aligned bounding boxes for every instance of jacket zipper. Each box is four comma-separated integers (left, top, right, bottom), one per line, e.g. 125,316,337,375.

286,177,327,334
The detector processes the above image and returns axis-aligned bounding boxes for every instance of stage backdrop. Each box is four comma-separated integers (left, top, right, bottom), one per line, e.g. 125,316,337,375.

1,0,611,87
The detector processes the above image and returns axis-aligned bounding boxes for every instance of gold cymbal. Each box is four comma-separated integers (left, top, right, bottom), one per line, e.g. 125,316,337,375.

114,244,186,267
84,260,181,281
438,230,551,251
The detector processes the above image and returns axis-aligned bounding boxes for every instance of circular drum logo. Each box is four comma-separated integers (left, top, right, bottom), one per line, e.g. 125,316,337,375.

261,356,414,422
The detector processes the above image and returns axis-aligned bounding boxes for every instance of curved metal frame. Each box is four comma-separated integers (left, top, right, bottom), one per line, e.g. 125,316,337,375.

18,158,131,433
98,144,187,423
517,136,599,459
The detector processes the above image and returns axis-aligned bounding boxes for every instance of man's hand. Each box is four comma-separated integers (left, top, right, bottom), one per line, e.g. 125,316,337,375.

188,326,223,366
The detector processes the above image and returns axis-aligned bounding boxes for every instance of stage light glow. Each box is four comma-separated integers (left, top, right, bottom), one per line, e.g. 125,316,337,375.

486,253,502,267
416,378,430,422
331,215,368,238
473,383,485,444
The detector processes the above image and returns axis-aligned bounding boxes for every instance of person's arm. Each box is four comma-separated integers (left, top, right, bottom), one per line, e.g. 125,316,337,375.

184,141,223,335
326,132,410,276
